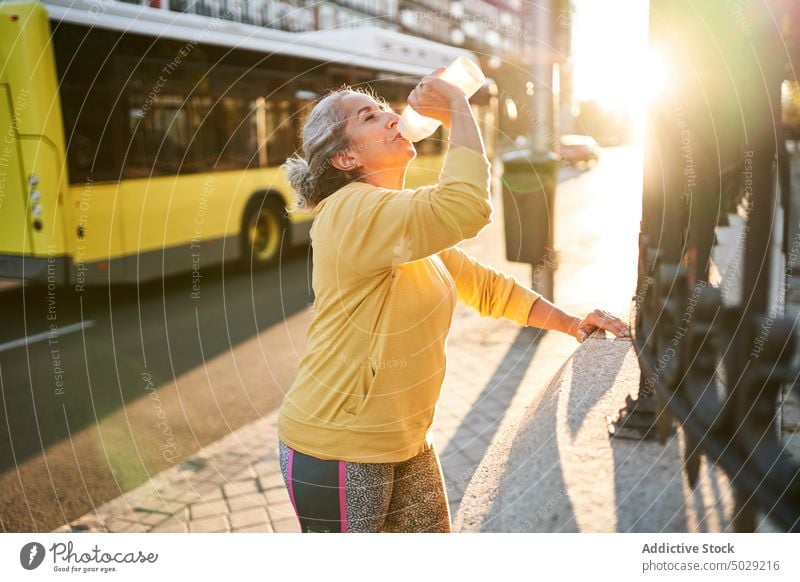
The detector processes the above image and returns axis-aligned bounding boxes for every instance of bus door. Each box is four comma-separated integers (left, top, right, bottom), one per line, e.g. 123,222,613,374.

54,22,127,285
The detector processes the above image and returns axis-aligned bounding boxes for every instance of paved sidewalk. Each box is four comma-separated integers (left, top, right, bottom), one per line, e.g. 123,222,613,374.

54,408,293,533
455,336,736,533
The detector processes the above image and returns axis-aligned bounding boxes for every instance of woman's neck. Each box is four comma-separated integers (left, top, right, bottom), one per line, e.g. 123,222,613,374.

361,165,407,190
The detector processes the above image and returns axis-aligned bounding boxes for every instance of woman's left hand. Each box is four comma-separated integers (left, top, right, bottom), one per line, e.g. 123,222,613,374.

572,309,630,343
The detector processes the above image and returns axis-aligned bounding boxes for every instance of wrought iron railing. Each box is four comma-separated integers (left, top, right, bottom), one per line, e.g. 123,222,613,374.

609,0,800,532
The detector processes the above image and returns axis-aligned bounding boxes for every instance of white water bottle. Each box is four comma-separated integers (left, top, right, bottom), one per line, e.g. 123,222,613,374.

397,56,486,143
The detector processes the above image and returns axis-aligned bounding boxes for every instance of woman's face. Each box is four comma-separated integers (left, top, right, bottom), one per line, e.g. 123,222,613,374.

335,92,416,180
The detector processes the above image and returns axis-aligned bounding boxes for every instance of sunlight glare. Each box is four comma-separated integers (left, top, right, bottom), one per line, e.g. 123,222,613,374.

643,48,668,102
571,0,654,140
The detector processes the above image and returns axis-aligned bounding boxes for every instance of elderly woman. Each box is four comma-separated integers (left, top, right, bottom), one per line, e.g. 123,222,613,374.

277,70,629,533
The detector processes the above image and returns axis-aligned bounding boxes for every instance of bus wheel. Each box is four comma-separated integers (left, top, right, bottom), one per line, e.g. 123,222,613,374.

241,197,286,270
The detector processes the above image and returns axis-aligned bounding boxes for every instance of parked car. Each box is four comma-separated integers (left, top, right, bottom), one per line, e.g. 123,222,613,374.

558,134,600,167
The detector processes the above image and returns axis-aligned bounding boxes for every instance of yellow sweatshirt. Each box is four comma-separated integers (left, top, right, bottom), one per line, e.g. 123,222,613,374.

277,146,541,462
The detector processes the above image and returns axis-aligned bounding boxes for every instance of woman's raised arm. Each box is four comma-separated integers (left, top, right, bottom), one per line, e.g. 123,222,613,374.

407,72,485,156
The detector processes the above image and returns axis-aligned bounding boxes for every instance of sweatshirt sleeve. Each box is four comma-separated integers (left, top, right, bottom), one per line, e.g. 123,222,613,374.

331,146,493,275
437,245,541,326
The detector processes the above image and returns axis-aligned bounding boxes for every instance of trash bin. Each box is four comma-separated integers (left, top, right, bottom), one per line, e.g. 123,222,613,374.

500,148,560,300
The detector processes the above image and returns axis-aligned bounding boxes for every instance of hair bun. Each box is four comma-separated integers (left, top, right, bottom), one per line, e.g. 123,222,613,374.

283,154,314,212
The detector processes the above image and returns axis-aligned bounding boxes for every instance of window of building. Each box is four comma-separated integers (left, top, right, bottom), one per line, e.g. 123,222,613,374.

319,3,336,30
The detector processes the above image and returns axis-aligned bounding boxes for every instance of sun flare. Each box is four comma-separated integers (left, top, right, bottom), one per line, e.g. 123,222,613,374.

571,0,655,139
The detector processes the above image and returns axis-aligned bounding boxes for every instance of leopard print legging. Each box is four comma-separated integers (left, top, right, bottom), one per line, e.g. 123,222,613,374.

278,441,450,533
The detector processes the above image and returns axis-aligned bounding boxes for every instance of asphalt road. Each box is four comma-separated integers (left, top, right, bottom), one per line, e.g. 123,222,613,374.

0,245,315,532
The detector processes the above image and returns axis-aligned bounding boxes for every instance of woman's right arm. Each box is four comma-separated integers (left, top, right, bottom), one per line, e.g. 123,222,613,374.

446,95,485,155
408,74,486,156
328,147,492,275
329,76,492,274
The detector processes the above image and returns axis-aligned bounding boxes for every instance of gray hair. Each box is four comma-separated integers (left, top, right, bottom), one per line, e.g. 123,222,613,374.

284,88,369,212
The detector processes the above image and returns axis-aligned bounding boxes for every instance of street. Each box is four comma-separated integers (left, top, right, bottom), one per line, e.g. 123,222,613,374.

0,145,643,532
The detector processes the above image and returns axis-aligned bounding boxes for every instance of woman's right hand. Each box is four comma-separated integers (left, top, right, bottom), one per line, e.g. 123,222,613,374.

407,68,469,130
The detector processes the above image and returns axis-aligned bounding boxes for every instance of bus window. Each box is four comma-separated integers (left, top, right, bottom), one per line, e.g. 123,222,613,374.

125,94,220,177
61,85,120,184
126,95,186,177
53,23,122,184
185,95,218,171
215,97,259,171
262,99,298,166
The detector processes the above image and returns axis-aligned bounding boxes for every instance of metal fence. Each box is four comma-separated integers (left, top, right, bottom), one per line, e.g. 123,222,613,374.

610,0,800,532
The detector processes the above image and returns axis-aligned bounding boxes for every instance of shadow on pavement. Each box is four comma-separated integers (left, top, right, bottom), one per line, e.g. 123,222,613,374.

442,326,542,510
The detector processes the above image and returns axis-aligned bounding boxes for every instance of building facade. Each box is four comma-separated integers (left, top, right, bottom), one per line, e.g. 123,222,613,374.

116,1,543,58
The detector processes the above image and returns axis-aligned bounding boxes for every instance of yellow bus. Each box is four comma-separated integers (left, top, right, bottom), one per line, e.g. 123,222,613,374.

0,0,490,286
